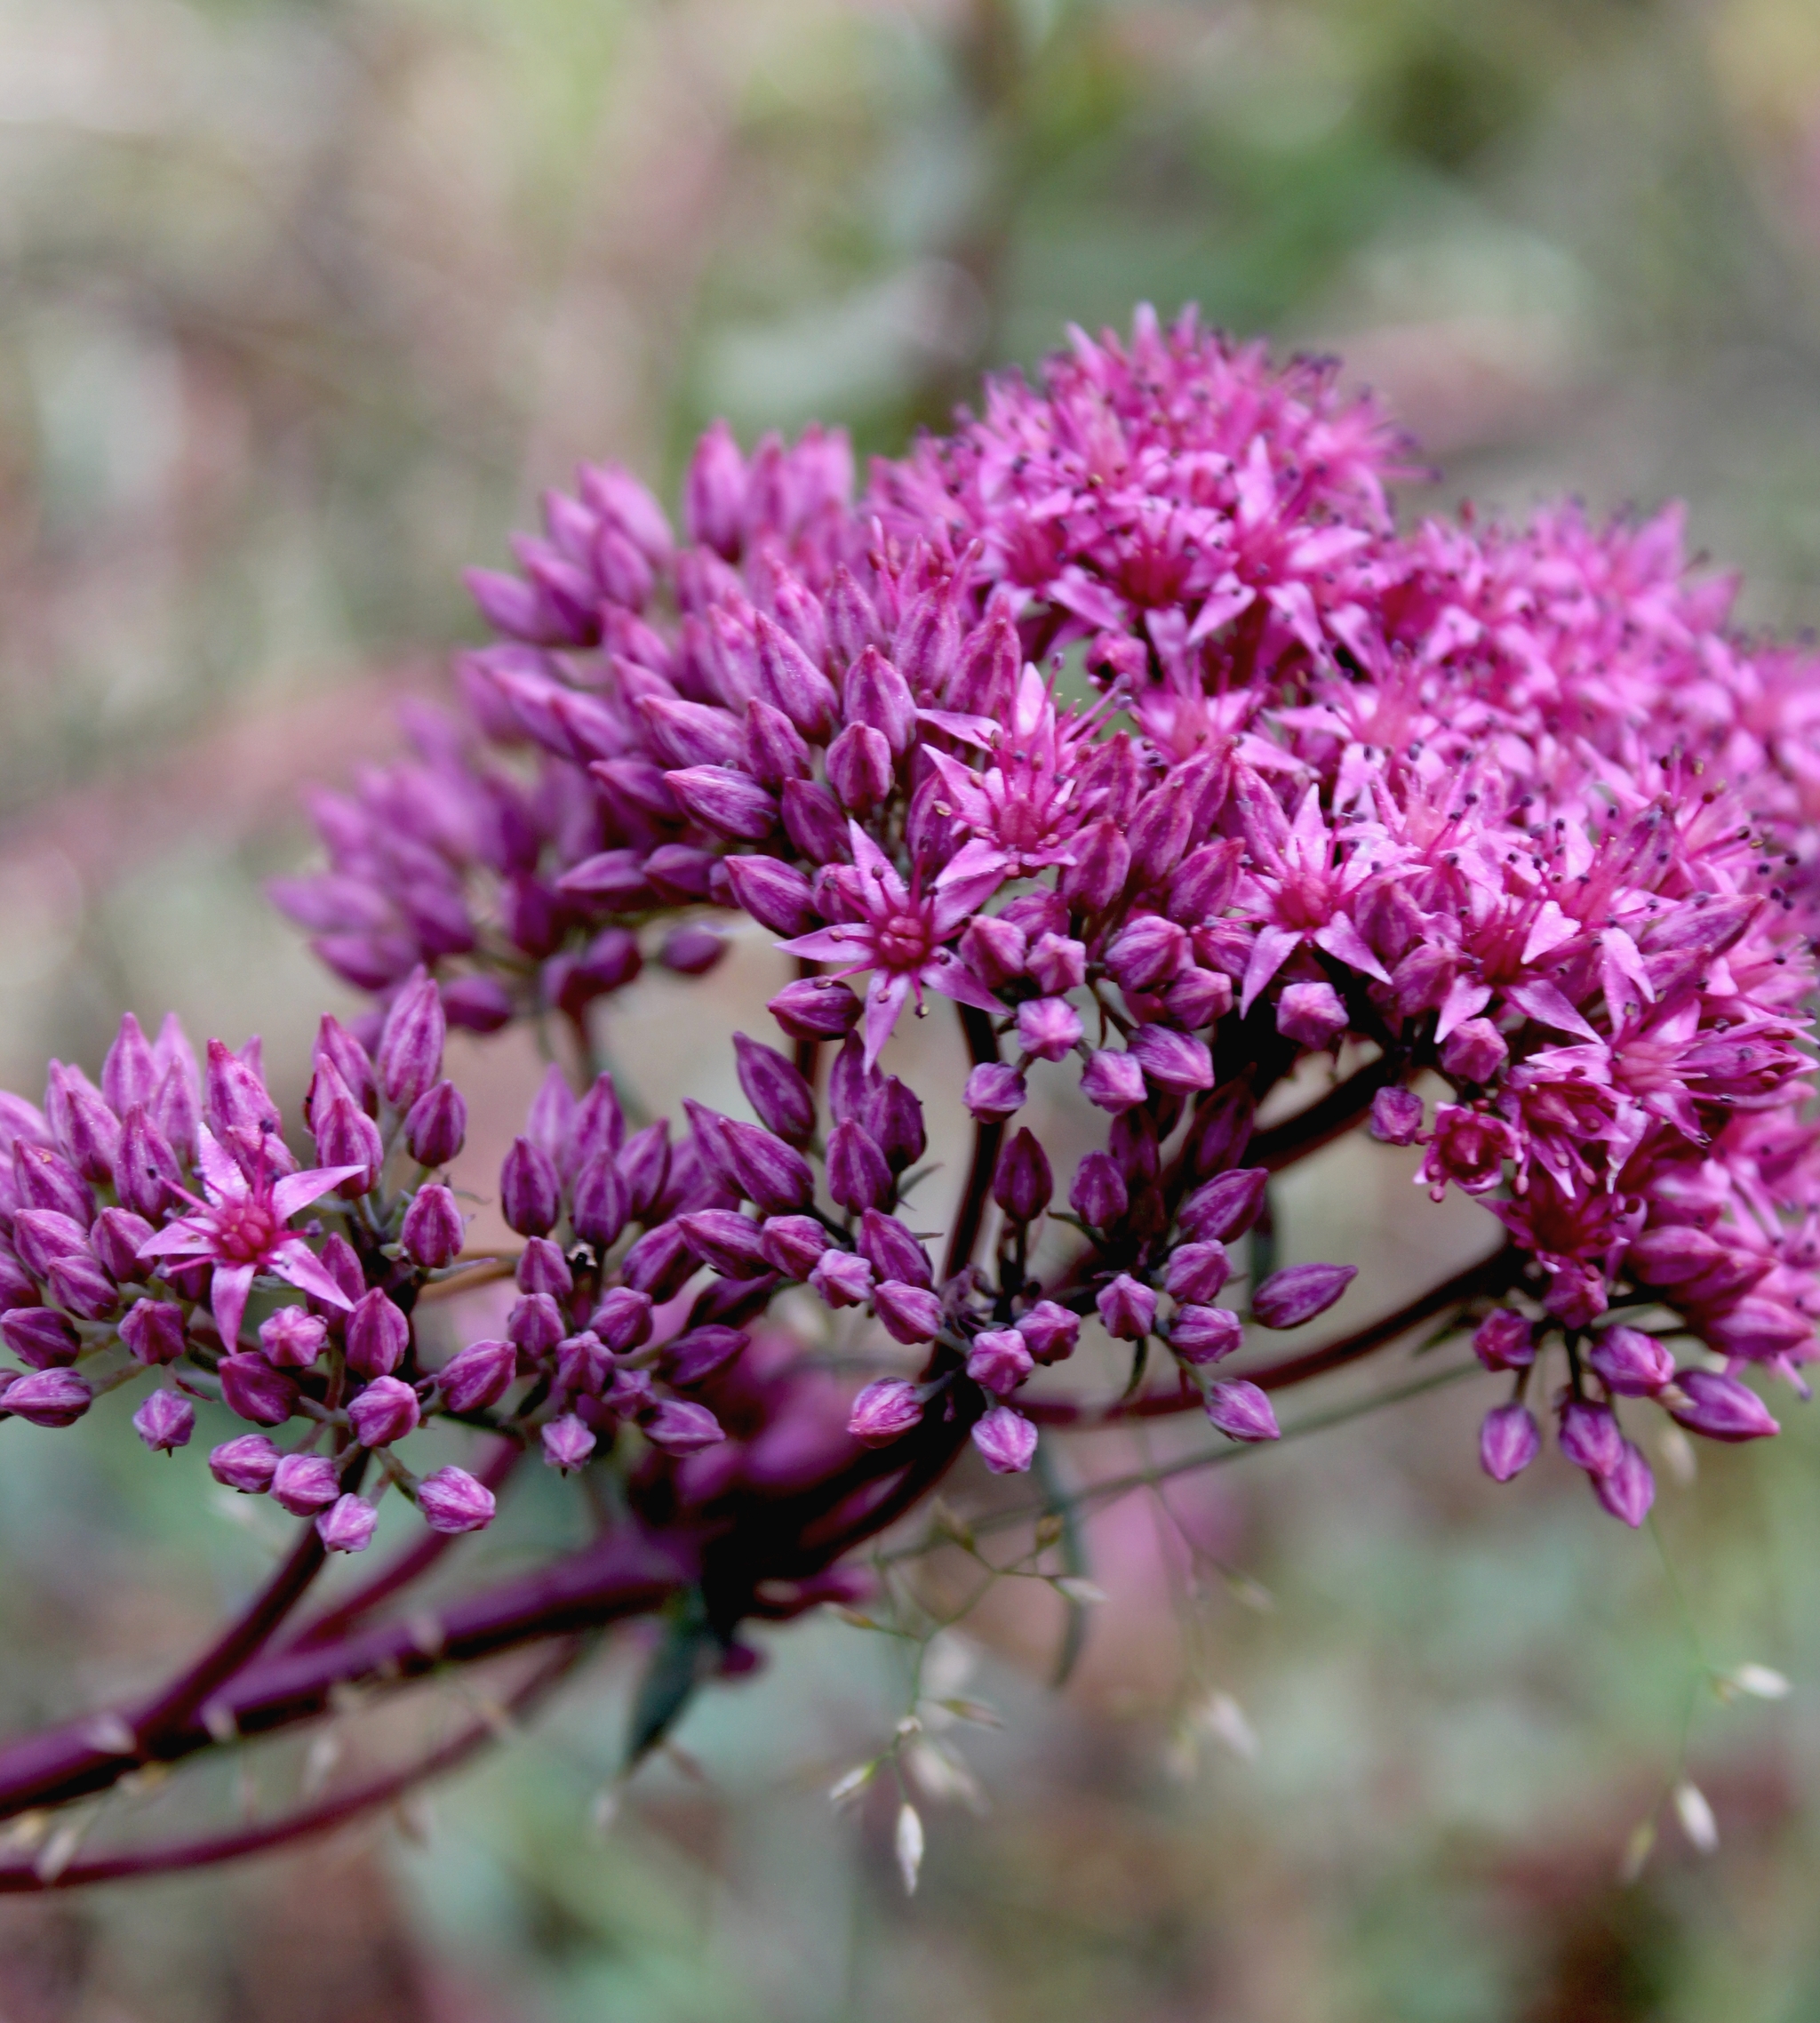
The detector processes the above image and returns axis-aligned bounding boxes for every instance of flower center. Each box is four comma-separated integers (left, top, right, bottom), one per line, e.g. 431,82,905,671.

875,911,934,971
212,1197,280,1265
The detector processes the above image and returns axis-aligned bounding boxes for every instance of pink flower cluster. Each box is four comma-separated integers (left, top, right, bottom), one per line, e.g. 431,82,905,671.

19,306,1820,1538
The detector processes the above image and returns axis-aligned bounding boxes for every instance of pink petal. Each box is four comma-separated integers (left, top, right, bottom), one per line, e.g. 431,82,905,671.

774,924,866,965
846,822,906,912
1435,978,1492,1043
268,1237,355,1311
211,1261,256,1353
195,1124,249,1205
1240,924,1301,1017
270,1163,367,1222
1506,980,1599,1041
137,1216,215,1260
861,973,914,1070
923,952,1003,1015
1311,914,1390,985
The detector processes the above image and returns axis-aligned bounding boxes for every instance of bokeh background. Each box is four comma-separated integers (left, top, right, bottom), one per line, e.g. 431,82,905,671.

4,0,1820,2015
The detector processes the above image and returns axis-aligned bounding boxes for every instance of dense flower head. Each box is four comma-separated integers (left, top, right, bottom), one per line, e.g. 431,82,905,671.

233,307,1820,1524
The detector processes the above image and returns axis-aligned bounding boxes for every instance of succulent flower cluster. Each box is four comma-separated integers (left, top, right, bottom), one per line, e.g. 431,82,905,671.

0,306,1815,1891
254,307,1820,1531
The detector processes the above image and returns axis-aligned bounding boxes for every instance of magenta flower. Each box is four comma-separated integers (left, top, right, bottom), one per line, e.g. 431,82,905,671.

777,822,1003,1067
137,1125,363,1352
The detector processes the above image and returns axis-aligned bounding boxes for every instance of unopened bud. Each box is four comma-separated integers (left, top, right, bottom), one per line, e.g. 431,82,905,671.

272,1453,340,1515
723,856,818,937
874,1282,943,1343
317,1493,378,1553
346,1290,410,1379
1204,1379,1280,1443
1588,1325,1675,1397
417,1464,497,1534
1106,916,1186,994
404,1081,467,1166
542,1413,597,1472
1165,1241,1233,1305
1128,1024,1214,1092
210,1433,280,1492
376,969,446,1112
733,1033,816,1147
1559,1400,1622,1477
994,1129,1053,1224
1171,1305,1242,1364
121,1299,187,1367
132,1388,194,1454
1080,1050,1145,1115
1251,1262,1355,1329
966,1330,1033,1397
1097,1274,1156,1341
963,1062,1026,1122
1441,1018,1508,1084
849,1378,922,1445
1016,998,1082,1064
1017,1301,1080,1363
1472,1309,1535,1371
499,1137,561,1237
1480,1402,1540,1483
259,1307,328,1370
1667,1369,1779,1443
348,1374,420,1447
828,1120,893,1213
1369,1087,1425,1145
1275,980,1347,1051
971,1405,1037,1475
1069,1151,1129,1229
402,1184,465,1269
768,977,862,1042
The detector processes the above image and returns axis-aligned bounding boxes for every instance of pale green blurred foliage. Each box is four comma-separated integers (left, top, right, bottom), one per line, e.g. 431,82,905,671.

3,0,1820,2017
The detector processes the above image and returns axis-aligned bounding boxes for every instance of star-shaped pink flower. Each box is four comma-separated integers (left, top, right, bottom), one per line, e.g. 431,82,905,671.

777,822,1002,1067
138,1125,363,1352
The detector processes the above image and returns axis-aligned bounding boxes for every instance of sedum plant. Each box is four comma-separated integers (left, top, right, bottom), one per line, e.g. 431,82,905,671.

0,308,1813,1885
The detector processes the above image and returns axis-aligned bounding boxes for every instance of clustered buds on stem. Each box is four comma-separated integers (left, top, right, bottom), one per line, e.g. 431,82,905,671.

0,307,1814,1883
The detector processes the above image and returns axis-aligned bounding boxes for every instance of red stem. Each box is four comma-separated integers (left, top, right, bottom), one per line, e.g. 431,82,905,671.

0,1643,585,1891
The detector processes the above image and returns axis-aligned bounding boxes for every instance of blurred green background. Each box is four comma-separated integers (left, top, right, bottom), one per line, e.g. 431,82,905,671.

4,0,1820,2015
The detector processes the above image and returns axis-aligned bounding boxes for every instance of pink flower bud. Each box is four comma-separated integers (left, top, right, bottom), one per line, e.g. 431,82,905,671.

122,1299,187,1367
91,1208,153,1283
1162,967,1233,1027
1180,1164,1261,1237
661,924,726,977
963,1063,1026,1122
259,1307,328,1370
1480,1403,1539,1482
679,1209,770,1278
1080,1050,1146,1114
588,1286,652,1354
1059,820,1132,916
1592,1440,1655,1527
1029,933,1088,996
1588,1325,1675,1397
826,723,895,812
437,1338,515,1412
972,1404,1038,1474
317,1493,378,1554
858,1209,930,1289
1017,1301,1080,1363
959,916,1028,988
664,1324,748,1387
1069,1151,1128,1229
610,1128,664,1229
1165,1241,1233,1305
1668,1369,1780,1443
103,1012,159,1117
1017,998,1083,1063
849,1377,922,1445
132,1388,194,1454
828,1120,893,1214
874,1281,943,1344
403,1081,467,1167
517,1236,573,1301
994,1129,1053,1224
347,1373,420,1448
211,1433,281,1492
1128,1025,1214,1092
683,420,746,556
733,1034,816,1147
219,1354,299,1427
665,765,778,840
758,1215,829,1281
842,646,916,753
620,1222,698,1300
571,1155,630,1252
554,1335,611,1399
1275,980,1347,1050
499,1137,561,1237
1106,916,1186,994
811,1248,874,1309
780,778,848,863
742,699,811,788
862,1078,925,1172
1701,1296,1813,1362
644,1399,727,1454
376,969,446,1112
1559,1400,1622,1477
542,1412,597,1472
1472,1309,1535,1371
966,1328,1034,1396
418,1464,497,1533
768,977,862,1042
754,613,838,739
46,1253,114,1321
508,1292,565,1358
1252,1261,1355,1329
271,1453,340,1515
1369,1087,1425,1145
346,1290,410,1379
1171,1304,1242,1364
116,1108,182,1220
723,854,818,938
1626,1225,1726,1286
1097,1273,1156,1341
1204,1379,1280,1443
1441,1017,1508,1084
15,1143,93,1225
402,1184,465,1269
2,1307,78,1370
